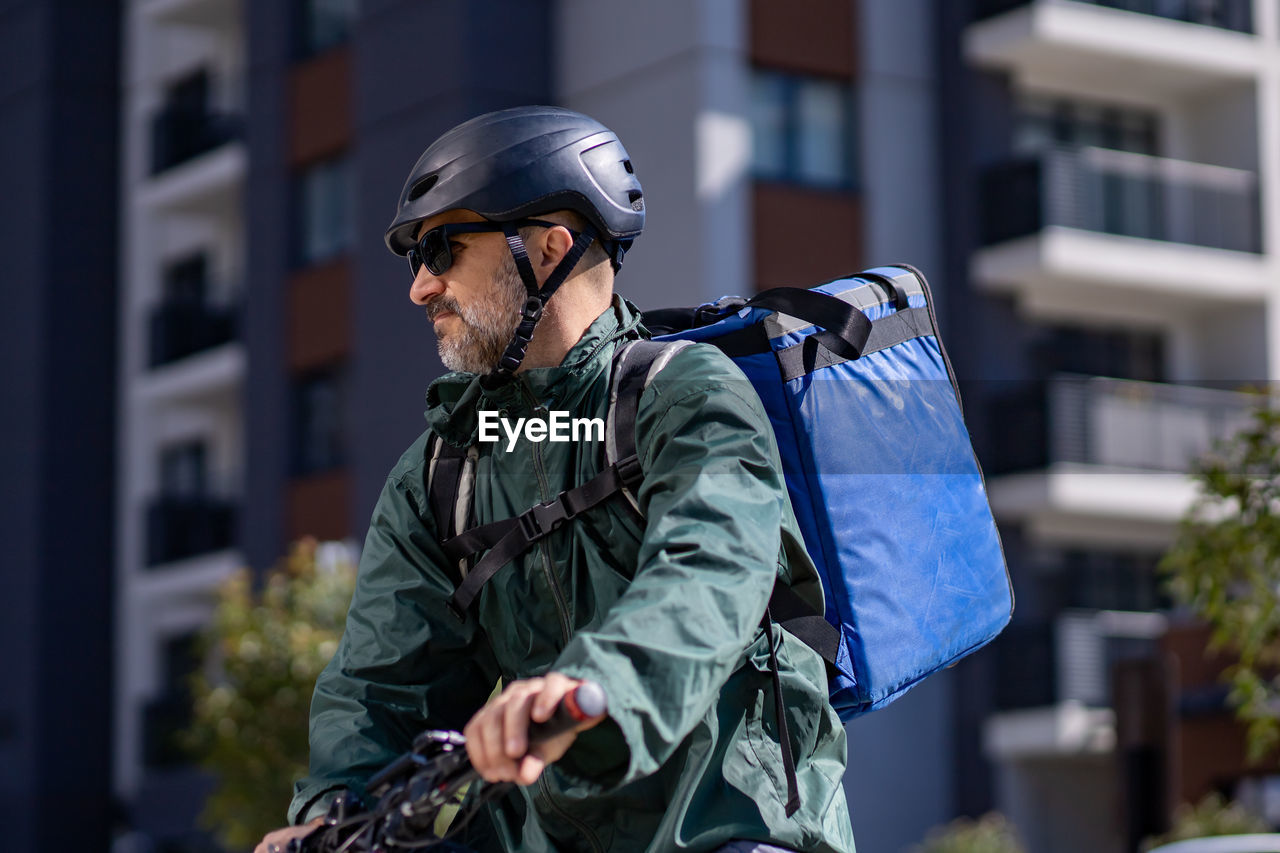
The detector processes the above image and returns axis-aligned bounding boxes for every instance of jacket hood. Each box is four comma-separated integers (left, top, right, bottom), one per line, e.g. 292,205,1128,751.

425,294,646,447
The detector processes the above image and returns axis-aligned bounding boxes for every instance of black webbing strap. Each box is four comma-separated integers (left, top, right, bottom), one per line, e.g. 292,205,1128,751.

428,438,470,542
446,457,642,619
744,288,872,361
768,582,841,676
774,306,934,382
441,514,514,566
494,226,598,375
856,269,911,312
611,340,670,462
762,608,801,817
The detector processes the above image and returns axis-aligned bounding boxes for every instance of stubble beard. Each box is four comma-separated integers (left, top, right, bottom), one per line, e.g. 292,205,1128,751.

429,256,527,374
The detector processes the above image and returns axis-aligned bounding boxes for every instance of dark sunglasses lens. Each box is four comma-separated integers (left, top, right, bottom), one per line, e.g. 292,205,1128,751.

407,249,422,278
422,229,452,275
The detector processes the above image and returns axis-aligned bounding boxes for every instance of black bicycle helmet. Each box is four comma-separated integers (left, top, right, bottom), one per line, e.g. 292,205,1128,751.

386,105,645,376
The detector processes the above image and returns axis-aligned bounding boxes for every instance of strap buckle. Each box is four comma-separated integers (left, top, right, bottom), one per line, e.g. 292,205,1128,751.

519,498,571,540
615,454,643,491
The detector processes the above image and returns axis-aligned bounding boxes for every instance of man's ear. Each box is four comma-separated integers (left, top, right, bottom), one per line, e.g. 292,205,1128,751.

535,225,575,276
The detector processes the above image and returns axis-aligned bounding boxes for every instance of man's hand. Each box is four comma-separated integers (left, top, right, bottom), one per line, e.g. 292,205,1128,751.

463,673,606,786
254,817,323,853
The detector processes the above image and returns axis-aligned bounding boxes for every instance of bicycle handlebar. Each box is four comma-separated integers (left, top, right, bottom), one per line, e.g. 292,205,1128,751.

292,681,608,853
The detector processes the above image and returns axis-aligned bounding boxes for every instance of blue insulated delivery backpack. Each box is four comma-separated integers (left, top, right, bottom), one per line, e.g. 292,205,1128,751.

427,263,1011,813
642,264,1013,719
429,264,1012,722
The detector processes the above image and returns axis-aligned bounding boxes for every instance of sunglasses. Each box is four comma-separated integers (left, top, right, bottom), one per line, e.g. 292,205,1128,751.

407,218,566,278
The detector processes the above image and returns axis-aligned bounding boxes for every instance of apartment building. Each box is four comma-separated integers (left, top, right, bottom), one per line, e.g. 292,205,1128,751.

940,1,1280,851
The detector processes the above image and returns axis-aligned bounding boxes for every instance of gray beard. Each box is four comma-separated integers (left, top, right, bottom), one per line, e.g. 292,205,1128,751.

430,258,527,374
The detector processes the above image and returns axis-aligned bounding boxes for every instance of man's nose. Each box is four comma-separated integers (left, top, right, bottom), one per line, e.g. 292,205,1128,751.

410,266,444,305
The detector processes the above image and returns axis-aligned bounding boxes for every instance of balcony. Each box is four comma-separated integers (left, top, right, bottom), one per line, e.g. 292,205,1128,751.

145,494,237,566
974,147,1268,321
983,147,1260,254
966,0,1259,103
150,106,242,175
974,0,1253,33
139,71,245,216
985,375,1261,543
993,610,1166,713
148,297,238,368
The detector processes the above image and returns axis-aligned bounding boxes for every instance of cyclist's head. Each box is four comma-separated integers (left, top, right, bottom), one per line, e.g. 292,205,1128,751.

386,106,644,377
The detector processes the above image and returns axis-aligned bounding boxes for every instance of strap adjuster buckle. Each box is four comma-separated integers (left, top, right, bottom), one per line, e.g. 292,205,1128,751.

519,498,570,540
615,454,643,490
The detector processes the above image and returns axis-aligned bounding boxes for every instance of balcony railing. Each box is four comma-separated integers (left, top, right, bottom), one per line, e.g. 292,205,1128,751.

148,297,238,367
986,374,1261,475
973,0,1253,32
994,610,1165,711
150,106,242,174
982,146,1261,253
145,494,237,566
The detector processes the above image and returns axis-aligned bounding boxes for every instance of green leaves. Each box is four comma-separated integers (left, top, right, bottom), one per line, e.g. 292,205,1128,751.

1162,402,1280,764
183,538,357,851
1141,793,1271,851
912,813,1026,853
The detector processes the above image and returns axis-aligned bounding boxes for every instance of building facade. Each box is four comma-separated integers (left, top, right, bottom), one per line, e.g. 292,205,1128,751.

101,0,1280,851
942,1,1280,851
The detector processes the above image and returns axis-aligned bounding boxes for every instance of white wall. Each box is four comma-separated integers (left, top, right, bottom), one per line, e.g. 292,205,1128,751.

554,0,750,310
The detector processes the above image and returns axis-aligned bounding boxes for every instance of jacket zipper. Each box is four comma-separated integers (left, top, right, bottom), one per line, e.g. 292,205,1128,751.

518,380,573,646
536,774,604,853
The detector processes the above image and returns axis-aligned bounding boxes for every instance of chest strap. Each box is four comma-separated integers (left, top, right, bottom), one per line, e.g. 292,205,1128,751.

444,455,643,620
441,340,667,620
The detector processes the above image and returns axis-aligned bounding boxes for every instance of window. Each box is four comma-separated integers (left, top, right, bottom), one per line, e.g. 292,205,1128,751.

293,368,346,475
298,0,358,57
294,156,353,267
750,69,856,189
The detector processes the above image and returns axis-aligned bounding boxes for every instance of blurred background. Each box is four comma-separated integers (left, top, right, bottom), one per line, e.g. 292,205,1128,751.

2,0,1278,850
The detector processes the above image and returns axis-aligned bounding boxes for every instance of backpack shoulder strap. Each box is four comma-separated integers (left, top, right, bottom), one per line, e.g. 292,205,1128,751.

606,338,694,515
425,434,478,584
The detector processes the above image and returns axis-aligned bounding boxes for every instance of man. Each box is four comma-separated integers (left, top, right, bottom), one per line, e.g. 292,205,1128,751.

257,106,855,853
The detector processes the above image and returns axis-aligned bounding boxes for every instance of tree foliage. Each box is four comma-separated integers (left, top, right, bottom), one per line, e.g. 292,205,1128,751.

183,538,357,851
911,813,1027,853
1141,793,1271,851
1162,404,1280,763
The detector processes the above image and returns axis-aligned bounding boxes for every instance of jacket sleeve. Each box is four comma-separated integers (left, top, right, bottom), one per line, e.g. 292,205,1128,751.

288,443,500,824
551,345,787,788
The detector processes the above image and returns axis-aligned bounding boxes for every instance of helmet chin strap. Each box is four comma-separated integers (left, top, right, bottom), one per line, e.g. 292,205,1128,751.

489,222,598,378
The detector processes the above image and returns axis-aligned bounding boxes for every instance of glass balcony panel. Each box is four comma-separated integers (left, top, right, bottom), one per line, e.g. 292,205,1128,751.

145,495,237,566
982,146,1261,254
987,374,1261,475
148,297,238,367
149,69,244,175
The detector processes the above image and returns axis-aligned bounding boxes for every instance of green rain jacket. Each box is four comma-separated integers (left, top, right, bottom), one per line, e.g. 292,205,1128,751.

290,297,855,853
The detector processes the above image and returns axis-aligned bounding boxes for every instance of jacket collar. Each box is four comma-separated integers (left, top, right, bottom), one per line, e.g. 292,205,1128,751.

425,294,645,447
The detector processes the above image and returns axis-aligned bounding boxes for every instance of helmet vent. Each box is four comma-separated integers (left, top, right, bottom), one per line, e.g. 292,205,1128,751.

623,159,634,174
628,190,643,211
407,173,438,201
